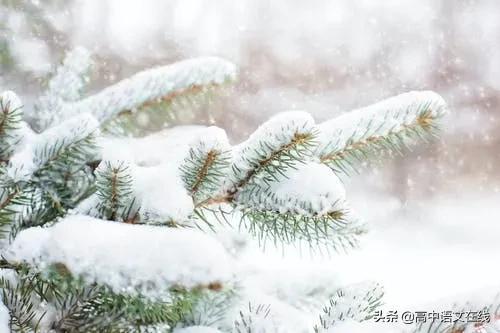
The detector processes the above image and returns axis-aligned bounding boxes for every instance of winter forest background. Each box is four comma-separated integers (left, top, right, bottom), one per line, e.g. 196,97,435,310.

1,0,500,329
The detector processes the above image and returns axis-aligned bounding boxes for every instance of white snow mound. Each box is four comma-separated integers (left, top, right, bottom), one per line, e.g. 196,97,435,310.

6,215,233,295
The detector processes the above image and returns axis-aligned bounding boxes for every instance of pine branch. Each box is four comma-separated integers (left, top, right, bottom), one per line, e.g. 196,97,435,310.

317,91,447,174
314,282,384,332
234,303,272,333
104,82,232,137
0,273,46,332
242,208,365,251
0,257,26,271
180,131,230,205
1,114,98,240
0,185,32,242
182,289,235,327
50,280,201,332
188,114,365,251
32,135,97,210
53,57,237,136
0,260,203,333
410,298,500,333
7,113,98,184
195,130,317,209
232,131,316,194
34,47,93,131
225,112,317,193
95,161,134,221
0,91,23,161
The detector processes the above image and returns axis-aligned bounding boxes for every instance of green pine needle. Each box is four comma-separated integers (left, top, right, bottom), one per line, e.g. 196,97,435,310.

181,147,230,205
95,161,134,221
319,107,442,175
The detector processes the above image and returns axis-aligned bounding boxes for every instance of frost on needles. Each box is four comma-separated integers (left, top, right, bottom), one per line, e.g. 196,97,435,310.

1,47,488,333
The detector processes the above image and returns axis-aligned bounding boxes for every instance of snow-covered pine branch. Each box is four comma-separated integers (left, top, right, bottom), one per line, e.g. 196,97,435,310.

0,91,23,162
90,57,237,136
314,282,384,332
237,162,364,250
0,45,451,332
181,127,231,206
5,215,233,296
409,292,500,333
227,112,316,192
0,269,46,331
316,91,447,174
189,112,362,249
7,112,98,183
36,53,237,136
34,47,93,131
0,104,99,243
95,160,135,221
233,303,272,333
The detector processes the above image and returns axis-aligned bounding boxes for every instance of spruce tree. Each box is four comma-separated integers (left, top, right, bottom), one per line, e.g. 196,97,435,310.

0,48,495,333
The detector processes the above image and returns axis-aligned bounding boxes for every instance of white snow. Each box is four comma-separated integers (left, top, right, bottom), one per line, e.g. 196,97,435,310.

318,281,383,325
188,126,231,155
0,300,9,333
131,163,194,223
35,47,93,129
244,162,347,216
0,90,24,159
228,111,315,189
5,215,233,296
316,91,447,159
47,46,92,102
63,57,237,122
95,126,234,223
325,319,400,333
7,113,99,182
71,193,101,217
0,90,22,112
173,327,222,333
98,125,210,166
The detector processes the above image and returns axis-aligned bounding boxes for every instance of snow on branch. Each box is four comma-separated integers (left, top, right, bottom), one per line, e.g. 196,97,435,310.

63,57,237,125
35,47,93,130
0,268,46,331
314,282,384,332
75,162,194,225
226,111,316,197
174,326,222,333
410,292,500,333
5,215,234,295
95,160,135,221
180,127,231,205
235,162,363,249
0,186,32,244
0,91,23,161
242,208,364,251
238,162,346,216
317,91,447,174
46,46,92,102
186,113,364,249
0,113,99,242
7,113,99,183
233,303,273,333
132,163,195,224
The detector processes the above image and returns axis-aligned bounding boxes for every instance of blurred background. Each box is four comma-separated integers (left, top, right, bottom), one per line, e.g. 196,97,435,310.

1,0,499,307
